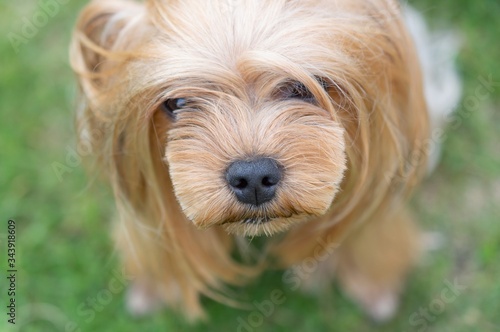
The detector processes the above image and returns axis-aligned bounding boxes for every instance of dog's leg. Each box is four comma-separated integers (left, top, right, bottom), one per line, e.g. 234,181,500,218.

114,214,257,320
125,277,166,316
113,221,184,317
334,207,421,322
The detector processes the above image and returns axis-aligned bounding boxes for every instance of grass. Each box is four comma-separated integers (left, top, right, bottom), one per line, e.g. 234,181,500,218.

1,0,499,331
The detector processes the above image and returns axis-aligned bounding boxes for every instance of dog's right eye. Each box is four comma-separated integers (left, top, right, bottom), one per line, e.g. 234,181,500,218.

281,81,314,102
161,98,187,117
277,78,330,103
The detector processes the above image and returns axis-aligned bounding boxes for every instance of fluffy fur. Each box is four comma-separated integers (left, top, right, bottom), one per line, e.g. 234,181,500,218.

71,0,436,321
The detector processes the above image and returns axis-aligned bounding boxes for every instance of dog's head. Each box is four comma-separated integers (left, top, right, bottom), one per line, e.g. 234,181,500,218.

72,0,427,237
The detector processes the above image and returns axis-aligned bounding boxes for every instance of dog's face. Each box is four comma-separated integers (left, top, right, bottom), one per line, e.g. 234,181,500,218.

74,0,426,238
148,1,347,236
165,76,346,236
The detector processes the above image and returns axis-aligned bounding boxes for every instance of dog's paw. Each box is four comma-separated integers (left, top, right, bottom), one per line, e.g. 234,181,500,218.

362,290,399,323
338,273,401,322
421,231,445,252
126,281,163,317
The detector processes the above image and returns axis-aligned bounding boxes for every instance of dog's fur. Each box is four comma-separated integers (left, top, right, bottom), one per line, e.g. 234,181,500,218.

71,0,437,321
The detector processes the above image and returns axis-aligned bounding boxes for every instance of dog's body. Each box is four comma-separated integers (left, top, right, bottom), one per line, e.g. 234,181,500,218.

71,0,457,322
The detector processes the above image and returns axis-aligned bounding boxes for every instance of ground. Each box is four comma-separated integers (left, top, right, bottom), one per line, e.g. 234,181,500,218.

1,0,499,331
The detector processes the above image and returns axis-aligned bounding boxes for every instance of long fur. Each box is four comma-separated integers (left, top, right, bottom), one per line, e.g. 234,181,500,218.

71,0,430,321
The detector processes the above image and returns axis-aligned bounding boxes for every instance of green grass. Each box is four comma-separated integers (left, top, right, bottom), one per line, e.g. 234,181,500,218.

1,0,499,331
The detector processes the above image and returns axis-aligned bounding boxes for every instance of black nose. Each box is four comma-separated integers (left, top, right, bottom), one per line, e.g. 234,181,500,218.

226,158,282,206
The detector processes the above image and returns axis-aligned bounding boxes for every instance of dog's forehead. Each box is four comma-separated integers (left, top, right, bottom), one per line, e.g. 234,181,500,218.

154,0,336,69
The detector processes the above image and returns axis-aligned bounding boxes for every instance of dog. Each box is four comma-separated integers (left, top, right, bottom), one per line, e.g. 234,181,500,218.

70,0,460,322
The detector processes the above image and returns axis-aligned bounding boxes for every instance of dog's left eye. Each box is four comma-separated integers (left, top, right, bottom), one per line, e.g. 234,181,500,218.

282,81,314,101
161,98,187,117
278,78,330,103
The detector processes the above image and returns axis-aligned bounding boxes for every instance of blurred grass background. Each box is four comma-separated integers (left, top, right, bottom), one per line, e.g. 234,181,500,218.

1,0,499,331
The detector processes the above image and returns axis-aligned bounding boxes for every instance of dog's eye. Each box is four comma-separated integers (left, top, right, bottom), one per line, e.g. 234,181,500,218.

282,81,314,101
279,78,330,103
161,98,187,117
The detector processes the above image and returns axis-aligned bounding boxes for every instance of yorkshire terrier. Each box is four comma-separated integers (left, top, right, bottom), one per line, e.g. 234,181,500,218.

70,0,460,322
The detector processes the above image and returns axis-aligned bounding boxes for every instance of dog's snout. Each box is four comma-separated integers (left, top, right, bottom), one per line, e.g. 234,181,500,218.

226,158,282,206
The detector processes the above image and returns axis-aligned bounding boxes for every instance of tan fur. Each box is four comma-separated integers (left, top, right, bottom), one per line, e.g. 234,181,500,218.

71,0,429,321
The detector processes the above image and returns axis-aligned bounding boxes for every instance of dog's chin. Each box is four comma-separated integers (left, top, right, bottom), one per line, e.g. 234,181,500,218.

221,215,309,237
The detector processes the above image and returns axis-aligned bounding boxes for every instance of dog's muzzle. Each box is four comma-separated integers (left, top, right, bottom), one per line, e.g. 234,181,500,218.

225,158,282,206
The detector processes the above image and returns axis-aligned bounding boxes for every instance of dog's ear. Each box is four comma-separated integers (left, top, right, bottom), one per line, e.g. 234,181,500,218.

70,0,153,195
70,0,146,103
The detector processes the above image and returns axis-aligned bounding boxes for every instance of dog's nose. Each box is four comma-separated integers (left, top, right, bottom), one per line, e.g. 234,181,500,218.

226,158,282,206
